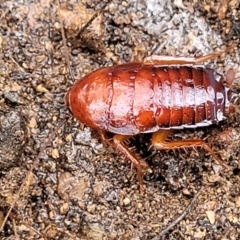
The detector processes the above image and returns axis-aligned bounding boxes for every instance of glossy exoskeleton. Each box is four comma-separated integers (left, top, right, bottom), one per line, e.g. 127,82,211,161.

67,48,238,192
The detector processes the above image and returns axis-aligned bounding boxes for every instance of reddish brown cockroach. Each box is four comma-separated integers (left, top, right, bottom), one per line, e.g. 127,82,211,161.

67,48,238,192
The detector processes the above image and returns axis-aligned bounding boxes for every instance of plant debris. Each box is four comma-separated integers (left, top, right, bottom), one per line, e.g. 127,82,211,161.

0,0,239,239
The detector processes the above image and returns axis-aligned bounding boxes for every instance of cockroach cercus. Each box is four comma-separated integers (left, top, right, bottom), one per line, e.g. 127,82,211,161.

67,47,238,193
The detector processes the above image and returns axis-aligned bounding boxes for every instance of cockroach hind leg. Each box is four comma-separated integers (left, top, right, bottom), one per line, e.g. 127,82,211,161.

195,45,234,64
151,130,230,170
143,55,197,65
202,143,230,170
113,134,151,193
144,45,234,65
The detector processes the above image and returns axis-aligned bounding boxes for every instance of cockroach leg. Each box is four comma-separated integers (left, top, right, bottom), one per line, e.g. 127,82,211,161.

152,129,230,170
143,55,197,65
195,45,234,64
113,134,151,193
226,68,235,86
201,143,230,170
144,45,234,65
98,130,111,147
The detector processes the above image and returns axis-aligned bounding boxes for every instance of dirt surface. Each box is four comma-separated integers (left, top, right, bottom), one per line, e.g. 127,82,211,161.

0,0,240,239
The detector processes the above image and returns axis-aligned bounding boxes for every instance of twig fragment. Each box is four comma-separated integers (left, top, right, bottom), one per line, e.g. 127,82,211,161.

0,119,66,231
151,186,203,239
57,0,113,85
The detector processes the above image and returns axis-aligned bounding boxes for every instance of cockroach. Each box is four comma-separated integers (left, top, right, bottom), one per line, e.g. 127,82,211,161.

66,47,238,193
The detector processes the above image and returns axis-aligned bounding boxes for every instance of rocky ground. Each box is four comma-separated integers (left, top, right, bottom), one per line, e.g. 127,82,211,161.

0,0,240,239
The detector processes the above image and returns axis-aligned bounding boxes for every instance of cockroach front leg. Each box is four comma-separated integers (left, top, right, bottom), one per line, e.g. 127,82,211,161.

151,129,230,170
113,134,151,193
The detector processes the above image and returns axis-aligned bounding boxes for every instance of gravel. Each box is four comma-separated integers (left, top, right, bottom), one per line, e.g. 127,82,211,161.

0,0,239,239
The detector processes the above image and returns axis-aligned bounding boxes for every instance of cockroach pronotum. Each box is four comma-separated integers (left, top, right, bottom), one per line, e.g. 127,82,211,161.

66,47,239,193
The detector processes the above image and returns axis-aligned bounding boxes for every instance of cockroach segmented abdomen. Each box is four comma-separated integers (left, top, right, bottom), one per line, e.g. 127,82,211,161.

67,63,236,135
104,65,228,134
